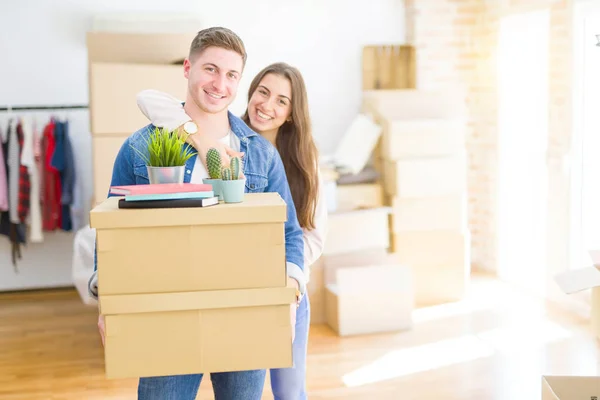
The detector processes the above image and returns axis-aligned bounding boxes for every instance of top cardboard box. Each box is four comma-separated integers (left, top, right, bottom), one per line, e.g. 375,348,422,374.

87,31,194,136
90,193,289,296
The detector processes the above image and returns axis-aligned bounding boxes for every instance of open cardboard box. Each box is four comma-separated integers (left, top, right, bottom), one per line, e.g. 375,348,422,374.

90,193,297,378
542,376,600,399
554,250,600,338
323,250,413,336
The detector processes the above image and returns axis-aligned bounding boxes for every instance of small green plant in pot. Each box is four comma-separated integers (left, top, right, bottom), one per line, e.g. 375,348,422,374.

221,156,246,203
202,148,224,201
131,127,196,184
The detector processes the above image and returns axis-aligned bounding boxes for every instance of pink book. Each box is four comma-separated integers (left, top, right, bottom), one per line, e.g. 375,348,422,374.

110,183,213,196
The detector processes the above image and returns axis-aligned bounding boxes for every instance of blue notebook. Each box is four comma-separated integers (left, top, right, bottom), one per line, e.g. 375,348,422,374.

124,191,214,202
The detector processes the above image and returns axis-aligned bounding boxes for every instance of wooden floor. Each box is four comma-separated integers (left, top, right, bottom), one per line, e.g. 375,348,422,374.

1,275,599,400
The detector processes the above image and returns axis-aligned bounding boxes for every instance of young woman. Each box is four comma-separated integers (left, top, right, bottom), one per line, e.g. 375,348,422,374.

136,62,327,400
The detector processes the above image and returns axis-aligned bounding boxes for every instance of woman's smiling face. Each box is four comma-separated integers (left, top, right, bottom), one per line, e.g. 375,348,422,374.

247,73,292,134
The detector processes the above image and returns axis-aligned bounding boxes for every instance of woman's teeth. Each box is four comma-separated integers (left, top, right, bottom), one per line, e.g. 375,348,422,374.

257,110,272,120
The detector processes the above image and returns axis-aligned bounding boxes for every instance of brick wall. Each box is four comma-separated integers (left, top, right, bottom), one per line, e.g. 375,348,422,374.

404,0,573,273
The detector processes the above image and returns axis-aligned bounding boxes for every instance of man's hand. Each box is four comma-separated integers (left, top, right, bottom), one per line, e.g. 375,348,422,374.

288,277,299,343
290,303,297,343
98,314,105,347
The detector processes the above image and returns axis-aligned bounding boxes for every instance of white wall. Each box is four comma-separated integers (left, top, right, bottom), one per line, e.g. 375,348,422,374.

1,0,406,153
0,1,405,291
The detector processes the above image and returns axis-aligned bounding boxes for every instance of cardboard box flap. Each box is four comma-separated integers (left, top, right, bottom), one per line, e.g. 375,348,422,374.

554,267,600,294
90,193,287,229
542,376,600,399
87,31,195,64
100,284,297,315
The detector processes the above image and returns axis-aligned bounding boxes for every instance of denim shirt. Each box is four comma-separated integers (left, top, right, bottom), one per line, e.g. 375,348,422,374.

89,111,306,298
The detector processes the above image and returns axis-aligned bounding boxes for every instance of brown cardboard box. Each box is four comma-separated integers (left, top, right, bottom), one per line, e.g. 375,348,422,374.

92,135,127,206
322,249,413,336
90,192,297,378
322,248,391,285
89,62,186,135
307,257,326,324
379,118,466,160
324,263,413,336
362,89,467,121
324,207,391,256
87,31,194,207
91,194,288,296
336,183,384,212
541,376,600,399
100,282,296,379
391,230,471,305
554,252,600,339
382,153,467,198
87,31,193,135
390,194,467,232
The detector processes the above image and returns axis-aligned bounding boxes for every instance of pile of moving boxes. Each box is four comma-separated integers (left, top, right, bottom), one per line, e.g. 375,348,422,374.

87,30,191,206
311,44,472,336
91,193,298,379
312,88,471,336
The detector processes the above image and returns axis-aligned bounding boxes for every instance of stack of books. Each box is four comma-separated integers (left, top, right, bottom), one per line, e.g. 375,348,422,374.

110,183,219,209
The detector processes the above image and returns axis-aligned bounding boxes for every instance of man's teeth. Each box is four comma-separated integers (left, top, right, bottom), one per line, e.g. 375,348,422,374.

257,110,272,120
207,91,224,99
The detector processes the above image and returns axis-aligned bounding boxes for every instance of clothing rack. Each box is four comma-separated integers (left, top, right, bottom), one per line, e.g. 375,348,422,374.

0,104,88,111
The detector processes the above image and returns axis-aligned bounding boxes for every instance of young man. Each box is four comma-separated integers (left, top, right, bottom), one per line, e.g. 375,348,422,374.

88,27,306,400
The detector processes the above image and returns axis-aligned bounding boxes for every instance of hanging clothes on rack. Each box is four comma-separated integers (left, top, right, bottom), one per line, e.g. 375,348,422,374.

0,125,8,212
0,118,26,269
0,104,87,268
41,119,62,231
16,120,31,224
50,120,75,232
20,118,43,243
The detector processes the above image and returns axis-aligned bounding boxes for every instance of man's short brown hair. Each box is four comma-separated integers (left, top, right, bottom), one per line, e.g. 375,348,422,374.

189,27,247,67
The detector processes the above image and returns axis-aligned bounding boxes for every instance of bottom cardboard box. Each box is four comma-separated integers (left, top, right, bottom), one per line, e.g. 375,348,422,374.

542,376,600,399
100,284,296,379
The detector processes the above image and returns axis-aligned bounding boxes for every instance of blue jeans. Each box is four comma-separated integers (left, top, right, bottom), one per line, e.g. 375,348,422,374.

137,369,266,399
270,294,310,400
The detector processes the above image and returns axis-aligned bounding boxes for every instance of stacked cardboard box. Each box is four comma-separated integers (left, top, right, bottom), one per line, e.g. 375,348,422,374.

90,193,297,379
308,201,413,335
87,31,193,206
363,89,472,306
323,249,413,336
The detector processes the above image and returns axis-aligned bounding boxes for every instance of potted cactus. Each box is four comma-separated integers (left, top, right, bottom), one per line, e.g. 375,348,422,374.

221,155,246,203
202,148,224,201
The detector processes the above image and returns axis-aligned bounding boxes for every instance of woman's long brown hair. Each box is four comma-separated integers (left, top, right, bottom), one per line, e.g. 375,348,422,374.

241,62,319,230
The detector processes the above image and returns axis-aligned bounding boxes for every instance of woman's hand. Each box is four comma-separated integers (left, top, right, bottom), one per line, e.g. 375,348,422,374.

98,314,105,347
186,133,245,175
287,277,299,342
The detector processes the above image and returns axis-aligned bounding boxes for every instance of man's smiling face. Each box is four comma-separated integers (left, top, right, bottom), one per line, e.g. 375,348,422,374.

183,46,243,114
